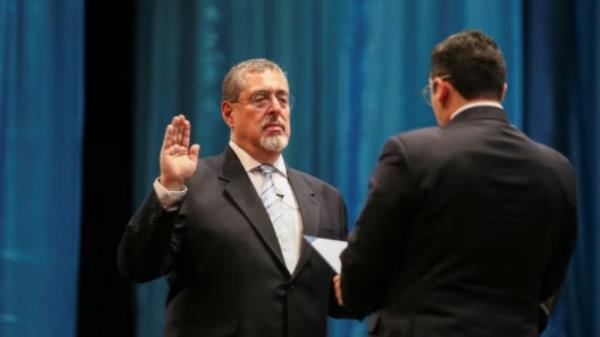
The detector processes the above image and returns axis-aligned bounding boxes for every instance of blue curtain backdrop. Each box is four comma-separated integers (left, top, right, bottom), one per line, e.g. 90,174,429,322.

0,1,84,337
131,1,598,337
523,0,600,336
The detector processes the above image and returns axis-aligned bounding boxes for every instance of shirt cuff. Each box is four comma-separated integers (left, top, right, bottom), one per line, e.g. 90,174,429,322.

153,178,188,211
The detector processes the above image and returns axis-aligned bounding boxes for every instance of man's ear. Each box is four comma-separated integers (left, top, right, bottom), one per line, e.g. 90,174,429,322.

436,80,451,107
221,101,234,128
501,82,508,101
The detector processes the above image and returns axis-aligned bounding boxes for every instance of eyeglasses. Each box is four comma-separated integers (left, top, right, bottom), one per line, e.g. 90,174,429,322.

421,74,451,106
233,90,295,110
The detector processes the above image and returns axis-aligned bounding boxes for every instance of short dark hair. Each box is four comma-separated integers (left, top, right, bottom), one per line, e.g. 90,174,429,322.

222,58,287,102
430,30,506,100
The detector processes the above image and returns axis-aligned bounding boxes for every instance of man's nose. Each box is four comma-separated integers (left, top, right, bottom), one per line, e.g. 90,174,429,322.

274,96,288,109
266,96,284,112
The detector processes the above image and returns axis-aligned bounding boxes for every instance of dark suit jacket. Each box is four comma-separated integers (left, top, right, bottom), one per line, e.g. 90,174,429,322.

118,146,348,337
340,107,577,337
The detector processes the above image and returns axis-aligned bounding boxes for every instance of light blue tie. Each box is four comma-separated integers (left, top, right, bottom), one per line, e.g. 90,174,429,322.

259,165,293,271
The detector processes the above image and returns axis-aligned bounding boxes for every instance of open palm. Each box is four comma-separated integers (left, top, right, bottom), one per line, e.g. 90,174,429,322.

159,115,201,190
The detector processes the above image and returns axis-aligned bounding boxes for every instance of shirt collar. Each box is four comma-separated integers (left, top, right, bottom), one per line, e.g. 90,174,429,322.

228,140,288,177
450,101,503,120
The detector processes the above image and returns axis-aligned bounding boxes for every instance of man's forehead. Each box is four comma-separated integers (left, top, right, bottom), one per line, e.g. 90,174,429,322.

241,70,289,91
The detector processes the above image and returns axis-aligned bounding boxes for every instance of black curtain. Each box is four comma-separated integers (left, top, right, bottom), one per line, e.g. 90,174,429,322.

77,1,136,336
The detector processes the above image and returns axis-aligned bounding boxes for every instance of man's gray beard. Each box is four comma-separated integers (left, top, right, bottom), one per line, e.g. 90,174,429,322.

260,134,289,152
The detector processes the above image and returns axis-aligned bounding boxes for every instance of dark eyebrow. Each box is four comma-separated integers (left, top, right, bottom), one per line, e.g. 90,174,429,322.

249,89,289,98
251,90,270,96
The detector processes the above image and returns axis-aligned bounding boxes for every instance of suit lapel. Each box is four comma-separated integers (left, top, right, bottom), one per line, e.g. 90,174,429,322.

218,147,287,271
288,169,319,279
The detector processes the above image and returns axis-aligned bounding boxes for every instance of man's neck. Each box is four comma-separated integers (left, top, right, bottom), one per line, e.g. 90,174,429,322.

229,140,280,165
449,100,503,121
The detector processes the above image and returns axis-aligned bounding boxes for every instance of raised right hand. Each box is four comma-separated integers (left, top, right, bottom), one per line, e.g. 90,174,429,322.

159,114,201,190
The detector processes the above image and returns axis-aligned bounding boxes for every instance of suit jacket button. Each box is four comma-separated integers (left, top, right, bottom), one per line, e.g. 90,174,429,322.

288,284,295,291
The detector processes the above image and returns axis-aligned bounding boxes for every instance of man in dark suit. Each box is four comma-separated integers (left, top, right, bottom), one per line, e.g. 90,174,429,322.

335,30,577,337
118,58,348,337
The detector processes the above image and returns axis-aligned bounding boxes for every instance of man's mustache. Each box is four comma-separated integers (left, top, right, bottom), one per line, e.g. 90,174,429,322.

261,116,286,129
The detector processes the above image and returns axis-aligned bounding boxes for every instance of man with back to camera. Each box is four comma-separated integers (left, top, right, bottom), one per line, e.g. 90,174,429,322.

118,58,349,337
335,30,577,337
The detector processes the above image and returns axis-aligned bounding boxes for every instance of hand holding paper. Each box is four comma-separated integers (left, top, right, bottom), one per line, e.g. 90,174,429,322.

304,235,348,274
333,274,344,306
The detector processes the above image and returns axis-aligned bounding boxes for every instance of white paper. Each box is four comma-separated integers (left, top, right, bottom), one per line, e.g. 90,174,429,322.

304,235,348,273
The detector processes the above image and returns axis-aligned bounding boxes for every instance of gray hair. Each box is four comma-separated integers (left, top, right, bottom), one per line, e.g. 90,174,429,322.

222,58,287,102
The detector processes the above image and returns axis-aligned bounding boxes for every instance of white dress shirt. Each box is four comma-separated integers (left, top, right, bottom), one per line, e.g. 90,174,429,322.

154,140,302,273
449,101,503,120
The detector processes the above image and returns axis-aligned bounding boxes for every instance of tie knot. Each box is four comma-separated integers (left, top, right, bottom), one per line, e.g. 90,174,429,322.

259,165,275,176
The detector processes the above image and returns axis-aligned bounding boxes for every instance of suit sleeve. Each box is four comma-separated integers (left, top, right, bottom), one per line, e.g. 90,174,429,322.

539,162,578,316
328,192,354,318
340,136,419,318
117,190,183,282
